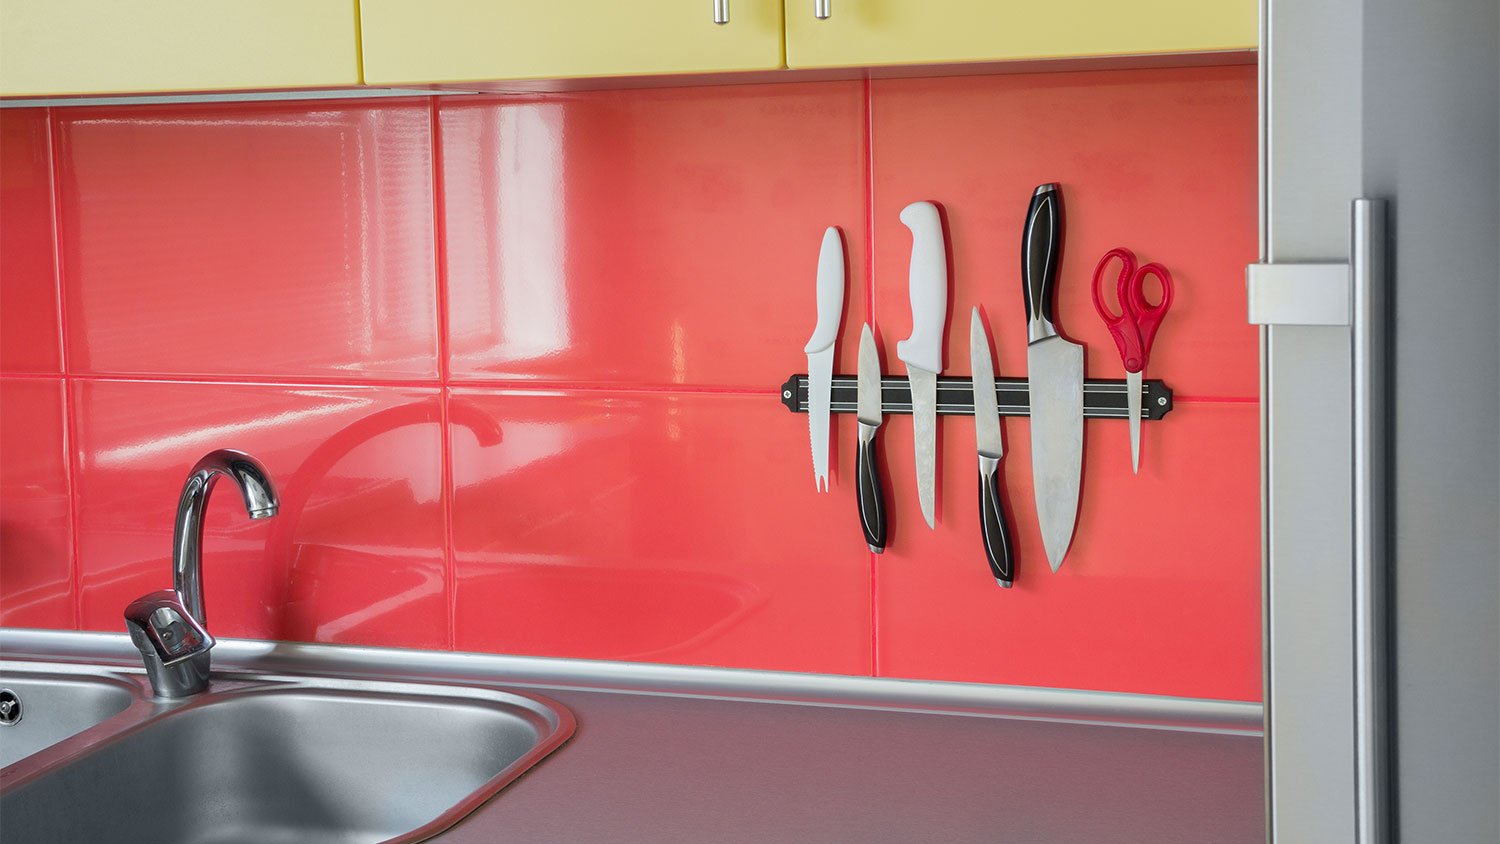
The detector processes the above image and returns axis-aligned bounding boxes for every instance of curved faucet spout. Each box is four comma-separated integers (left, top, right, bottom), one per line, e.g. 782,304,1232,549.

172,449,279,625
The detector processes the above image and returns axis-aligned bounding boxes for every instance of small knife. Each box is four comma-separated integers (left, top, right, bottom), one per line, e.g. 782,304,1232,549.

1022,183,1084,572
896,201,947,529
804,226,844,492
856,324,887,553
969,309,1016,588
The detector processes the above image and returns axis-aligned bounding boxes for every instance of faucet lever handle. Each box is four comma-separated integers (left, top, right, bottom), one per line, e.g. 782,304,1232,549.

125,590,215,665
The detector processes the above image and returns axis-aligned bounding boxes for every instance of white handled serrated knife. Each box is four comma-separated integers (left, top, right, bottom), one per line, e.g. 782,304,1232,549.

896,202,947,529
804,226,844,492
1022,184,1083,571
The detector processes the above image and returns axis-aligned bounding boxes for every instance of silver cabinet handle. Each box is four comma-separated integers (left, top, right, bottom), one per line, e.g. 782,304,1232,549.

1351,197,1390,844
815,0,832,19
713,0,729,25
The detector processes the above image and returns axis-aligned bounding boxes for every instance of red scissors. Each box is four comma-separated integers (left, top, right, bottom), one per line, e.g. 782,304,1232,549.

1091,247,1174,473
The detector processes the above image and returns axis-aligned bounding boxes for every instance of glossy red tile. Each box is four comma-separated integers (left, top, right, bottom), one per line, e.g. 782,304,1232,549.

440,82,869,388
0,378,73,627
870,66,1259,399
874,402,1261,701
71,380,447,648
0,109,62,374
55,101,439,380
449,389,871,674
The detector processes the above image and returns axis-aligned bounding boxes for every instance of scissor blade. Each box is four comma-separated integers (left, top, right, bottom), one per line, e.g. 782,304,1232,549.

1128,370,1143,474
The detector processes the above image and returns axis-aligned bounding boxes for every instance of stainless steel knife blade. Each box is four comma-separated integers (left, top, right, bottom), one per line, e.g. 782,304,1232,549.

857,325,882,427
1028,336,1084,570
969,309,1003,460
806,346,834,491
908,367,938,527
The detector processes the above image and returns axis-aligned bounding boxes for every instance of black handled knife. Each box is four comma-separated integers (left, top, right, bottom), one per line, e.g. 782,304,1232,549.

856,324,887,553
969,308,1015,587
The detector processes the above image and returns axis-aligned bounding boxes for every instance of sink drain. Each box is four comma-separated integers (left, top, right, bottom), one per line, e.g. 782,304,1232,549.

0,690,20,726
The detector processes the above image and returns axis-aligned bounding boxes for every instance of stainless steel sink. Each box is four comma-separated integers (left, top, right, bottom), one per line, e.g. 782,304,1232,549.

0,663,143,768
0,662,574,844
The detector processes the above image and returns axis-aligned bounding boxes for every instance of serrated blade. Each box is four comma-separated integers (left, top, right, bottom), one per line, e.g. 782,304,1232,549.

1028,335,1084,571
969,310,1003,460
909,366,938,528
857,325,881,427
807,345,834,492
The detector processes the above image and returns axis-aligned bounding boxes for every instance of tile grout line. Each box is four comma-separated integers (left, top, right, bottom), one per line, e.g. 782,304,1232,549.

863,77,880,679
0,371,787,397
429,96,459,652
0,370,1264,407
44,107,84,631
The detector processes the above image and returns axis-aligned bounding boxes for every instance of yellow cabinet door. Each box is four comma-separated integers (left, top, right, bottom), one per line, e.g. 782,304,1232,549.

361,0,785,85
784,0,1256,69
0,1,360,97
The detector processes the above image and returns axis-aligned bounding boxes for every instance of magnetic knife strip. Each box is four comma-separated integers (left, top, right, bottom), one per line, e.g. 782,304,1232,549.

779,374,1173,419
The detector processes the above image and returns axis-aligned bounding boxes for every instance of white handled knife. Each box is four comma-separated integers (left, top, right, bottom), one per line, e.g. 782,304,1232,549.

804,226,844,492
896,202,947,529
1022,184,1083,571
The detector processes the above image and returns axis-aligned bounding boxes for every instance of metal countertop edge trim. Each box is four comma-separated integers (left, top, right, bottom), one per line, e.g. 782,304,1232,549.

0,629,1262,735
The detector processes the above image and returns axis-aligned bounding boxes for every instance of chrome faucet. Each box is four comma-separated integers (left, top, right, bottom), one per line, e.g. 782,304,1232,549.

125,449,278,698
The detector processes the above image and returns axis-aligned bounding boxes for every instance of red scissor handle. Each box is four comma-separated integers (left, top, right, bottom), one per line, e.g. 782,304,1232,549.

1126,260,1173,370
1091,247,1174,373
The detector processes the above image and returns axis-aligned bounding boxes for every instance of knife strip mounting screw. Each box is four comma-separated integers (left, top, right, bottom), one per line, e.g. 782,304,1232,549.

0,689,20,725
784,390,792,399
1157,396,1168,406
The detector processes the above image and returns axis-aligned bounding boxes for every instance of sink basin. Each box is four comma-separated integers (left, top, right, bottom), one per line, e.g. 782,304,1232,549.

0,666,574,844
0,664,142,768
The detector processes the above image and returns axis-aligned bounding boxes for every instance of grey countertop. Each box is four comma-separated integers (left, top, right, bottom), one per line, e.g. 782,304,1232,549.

434,687,1263,843
2,630,1265,844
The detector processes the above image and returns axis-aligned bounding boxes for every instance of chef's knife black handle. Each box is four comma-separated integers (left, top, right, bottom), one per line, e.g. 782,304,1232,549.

978,456,1015,587
856,423,886,554
1022,183,1063,340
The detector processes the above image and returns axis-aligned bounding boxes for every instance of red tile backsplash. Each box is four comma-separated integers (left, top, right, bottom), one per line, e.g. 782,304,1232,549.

0,109,62,374
449,389,870,673
0,65,1260,699
874,402,1261,700
0,378,73,627
440,83,869,388
71,380,447,648
54,101,440,380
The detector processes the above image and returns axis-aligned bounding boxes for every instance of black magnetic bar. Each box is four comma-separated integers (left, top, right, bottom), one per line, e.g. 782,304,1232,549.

778,374,1173,420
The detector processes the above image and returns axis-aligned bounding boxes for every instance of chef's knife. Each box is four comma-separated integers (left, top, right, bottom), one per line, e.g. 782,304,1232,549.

1022,183,1083,572
896,201,947,529
969,309,1016,588
856,324,887,553
804,226,844,492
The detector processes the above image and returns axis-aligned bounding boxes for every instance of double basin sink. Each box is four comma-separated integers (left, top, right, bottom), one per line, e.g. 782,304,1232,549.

0,659,574,843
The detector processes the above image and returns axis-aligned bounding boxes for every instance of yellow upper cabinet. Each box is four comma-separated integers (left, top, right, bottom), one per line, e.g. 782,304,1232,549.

784,0,1257,69
360,0,785,85
0,1,360,97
